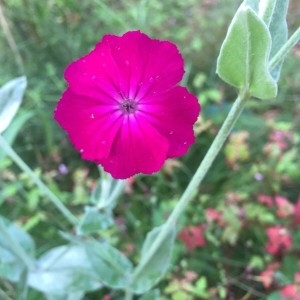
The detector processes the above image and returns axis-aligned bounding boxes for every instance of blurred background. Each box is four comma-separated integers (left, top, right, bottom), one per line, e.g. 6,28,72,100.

0,0,300,299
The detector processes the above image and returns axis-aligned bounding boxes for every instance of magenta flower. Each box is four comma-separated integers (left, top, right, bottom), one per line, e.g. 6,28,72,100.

54,31,200,179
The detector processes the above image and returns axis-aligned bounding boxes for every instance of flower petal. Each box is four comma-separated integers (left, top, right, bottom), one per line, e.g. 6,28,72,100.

138,86,200,157
65,31,185,102
100,116,169,179
54,89,123,161
104,31,185,100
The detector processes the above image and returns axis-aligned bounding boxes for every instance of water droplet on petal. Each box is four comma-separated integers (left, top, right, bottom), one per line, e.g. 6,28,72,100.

183,142,187,145
149,77,154,82
169,131,174,135
125,60,129,65
155,75,160,80
101,140,107,145
90,113,95,119
91,75,96,80
80,149,84,153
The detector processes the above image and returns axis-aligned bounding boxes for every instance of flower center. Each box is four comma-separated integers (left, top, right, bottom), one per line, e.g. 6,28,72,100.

120,98,138,114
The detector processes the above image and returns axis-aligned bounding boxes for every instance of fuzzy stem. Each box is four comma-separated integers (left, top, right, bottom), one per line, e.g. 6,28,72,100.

269,26,300,70
0,134,78,226
130,90,248,288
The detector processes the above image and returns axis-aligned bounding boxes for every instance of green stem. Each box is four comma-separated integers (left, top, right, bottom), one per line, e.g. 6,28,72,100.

0,134,78,226
269,26,300,70
106,180,126,206
0,218,34,270
130,91,248,285
97,167,125,210
124,289,133,300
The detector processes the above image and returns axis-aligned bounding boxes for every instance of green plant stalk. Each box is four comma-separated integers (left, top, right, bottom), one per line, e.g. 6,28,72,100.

125,289,133,300
97,167,125,209
269,26,300,70
130,90,248,286
0,218,34,270
106,180,126,206
0,134,78,226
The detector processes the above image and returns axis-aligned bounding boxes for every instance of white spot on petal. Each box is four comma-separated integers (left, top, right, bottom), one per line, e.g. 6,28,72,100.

169,131,174,135
90,113,95,119
80,149,84,153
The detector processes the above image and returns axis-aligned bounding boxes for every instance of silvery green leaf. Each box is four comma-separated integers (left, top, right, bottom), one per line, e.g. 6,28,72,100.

77,205,114,235
0,216,35,282
0,111,33,165
139,289,160,300
45,291,84,300
0,76,27,133
242,0,289,81
130,225,176,294
268,0,289,81
217,5,277,99
85,240,133,289
28,245,102,294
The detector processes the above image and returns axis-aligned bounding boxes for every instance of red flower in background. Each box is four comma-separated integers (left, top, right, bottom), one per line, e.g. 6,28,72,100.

265,226,292,256
179,225,206,251
54,31,200,179
281,273,300,300
205,208,224,226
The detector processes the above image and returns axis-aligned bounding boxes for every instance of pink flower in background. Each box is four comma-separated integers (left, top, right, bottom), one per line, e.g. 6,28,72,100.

280,273,300,299
275,195,294,218
179,225,206,251
54,31,200,179
269,129,292,151
294,197,300,225
265,226,292,256
258,194,273,207
205,208,224,226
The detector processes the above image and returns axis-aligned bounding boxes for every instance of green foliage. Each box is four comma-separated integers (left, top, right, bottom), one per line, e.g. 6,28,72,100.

1,0,300,299
130,225,176,294
85,240,133,289
77,206,114,235
0,216,35,282
217,4,277,99
28,245,102,295
0,77,27,133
